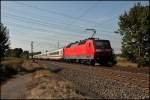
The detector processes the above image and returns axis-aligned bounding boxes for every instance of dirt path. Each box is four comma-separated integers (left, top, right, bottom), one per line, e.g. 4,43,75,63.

1,74,32,99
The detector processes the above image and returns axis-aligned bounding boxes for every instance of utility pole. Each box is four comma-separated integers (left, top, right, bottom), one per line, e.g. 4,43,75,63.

46,50,48,56
31,41,33,59
85,28,96,38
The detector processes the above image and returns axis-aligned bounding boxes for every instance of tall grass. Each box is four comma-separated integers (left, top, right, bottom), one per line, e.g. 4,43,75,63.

0,58,24,82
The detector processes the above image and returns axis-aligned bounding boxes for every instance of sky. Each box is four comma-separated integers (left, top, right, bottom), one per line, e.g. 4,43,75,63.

1,1,149,54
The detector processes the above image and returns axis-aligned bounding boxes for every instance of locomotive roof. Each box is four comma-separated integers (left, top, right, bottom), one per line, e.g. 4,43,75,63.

66,38,110,48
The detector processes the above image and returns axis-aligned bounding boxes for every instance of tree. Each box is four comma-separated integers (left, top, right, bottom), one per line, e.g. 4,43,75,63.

5,48,30,58
117,3,150,66
13,48,23,58
22,51,29,58
0,23,10,61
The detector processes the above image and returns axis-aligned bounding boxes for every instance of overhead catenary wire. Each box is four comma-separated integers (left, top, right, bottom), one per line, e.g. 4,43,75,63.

5,13,86,38
14,1,105,25
2,5,86,29
5,20,77,43
67,3,99,26
3,7,117,35
2,4,119,39
5,17,121,50
6,20,121,45
5,16,120,42
2,4,118,33
3,5,120,40
5,12,119,39
13,1,119,30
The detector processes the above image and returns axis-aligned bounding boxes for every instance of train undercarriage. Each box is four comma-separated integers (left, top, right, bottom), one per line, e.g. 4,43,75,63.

63,57,116,67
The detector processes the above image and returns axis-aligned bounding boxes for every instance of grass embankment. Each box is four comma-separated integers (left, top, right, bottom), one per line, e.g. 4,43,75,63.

0,57,45,82
115,56,149,74
0,58,24,81
116,56,138,68
26,70,85,99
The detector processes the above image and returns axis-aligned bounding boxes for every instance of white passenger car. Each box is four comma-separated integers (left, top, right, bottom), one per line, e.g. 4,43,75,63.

47,49,63,60
33,49,63,60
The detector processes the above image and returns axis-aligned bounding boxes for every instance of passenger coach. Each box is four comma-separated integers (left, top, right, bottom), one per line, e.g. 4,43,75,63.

47,49,63,60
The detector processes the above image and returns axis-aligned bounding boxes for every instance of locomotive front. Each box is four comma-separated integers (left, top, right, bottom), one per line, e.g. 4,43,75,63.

94,39,113,64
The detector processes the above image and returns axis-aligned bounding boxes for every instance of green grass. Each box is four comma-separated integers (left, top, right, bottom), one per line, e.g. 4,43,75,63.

116,56,138,68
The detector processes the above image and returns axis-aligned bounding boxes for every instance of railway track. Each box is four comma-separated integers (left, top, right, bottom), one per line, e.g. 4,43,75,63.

38,60,149,99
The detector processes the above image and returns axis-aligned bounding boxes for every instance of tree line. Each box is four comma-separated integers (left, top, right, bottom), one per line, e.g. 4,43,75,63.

5,48,29,58
4,48,41,59
117,3,150,66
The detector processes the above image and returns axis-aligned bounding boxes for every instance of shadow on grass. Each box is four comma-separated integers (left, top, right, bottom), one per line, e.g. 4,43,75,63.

0,64,18,85
0,63,63,85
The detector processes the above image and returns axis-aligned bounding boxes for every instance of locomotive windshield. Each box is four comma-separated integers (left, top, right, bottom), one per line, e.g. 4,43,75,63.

95,40,111,49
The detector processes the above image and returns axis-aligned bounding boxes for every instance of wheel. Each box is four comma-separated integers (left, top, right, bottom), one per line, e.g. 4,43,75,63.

79,59,82,64
90,60,95,66
107,61,113,67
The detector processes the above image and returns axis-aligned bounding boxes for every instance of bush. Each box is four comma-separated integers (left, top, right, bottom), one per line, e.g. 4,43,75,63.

0,64,18,82
0,59,24,82
137,58,150,67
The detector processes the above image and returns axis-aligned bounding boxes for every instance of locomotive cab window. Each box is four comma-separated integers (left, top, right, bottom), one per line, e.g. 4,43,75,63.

95,40,111,49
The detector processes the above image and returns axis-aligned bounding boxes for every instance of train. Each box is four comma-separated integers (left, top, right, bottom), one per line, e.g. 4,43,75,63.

33,38,115,66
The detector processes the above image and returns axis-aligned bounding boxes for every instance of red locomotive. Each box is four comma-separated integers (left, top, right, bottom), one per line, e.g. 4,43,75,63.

64,38,114,66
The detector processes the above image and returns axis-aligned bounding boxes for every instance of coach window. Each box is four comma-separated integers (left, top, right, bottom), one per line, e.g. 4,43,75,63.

61,50,63,54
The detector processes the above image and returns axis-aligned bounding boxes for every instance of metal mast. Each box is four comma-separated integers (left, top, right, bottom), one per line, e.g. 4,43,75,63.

31,41,33,59
85,28,96,38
